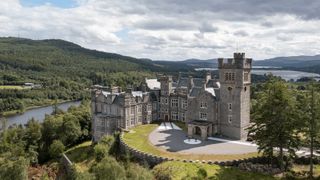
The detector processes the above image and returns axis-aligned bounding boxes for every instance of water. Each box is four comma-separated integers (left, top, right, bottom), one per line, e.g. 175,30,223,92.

251,70,320,81
4,101,81,127
195,68,320,81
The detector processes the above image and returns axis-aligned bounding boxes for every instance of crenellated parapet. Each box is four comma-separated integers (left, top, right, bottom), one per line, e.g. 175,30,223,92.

218,53,252,70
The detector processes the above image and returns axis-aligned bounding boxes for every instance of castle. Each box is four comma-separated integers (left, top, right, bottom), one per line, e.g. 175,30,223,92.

91,53,252,141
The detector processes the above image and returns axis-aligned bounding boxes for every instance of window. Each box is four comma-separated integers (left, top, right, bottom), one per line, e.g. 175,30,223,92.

171,99,178,107
228,115,232,124
244,72,249,82
131,106,135,115
162,97,168,104
225,72,235,81
106,121,110,127
148,104,152,111
138,105,142,113
199,113,207,120
200,102,207,108
228,103,232,111
138,116,142,122
130,117,135,125
181,113,185,121
171,112,178,120
182,100,188,109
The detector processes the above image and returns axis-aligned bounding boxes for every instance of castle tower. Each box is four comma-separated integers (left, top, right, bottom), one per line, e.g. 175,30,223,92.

218,53,252,140
158,75,172,121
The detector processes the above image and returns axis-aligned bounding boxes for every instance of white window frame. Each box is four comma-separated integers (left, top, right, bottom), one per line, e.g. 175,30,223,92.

182,100,188,109
171,99,178,107
171,112,178,120
199,112,207,120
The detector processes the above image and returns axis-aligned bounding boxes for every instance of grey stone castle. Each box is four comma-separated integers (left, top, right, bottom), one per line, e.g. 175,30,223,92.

91,53,252,141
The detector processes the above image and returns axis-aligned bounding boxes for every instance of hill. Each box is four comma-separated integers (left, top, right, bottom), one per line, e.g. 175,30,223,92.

0,37,193,115
253,55,320,69
0,37,196,86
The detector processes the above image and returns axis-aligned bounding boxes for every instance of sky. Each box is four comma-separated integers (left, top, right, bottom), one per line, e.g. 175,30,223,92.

1,0,320,61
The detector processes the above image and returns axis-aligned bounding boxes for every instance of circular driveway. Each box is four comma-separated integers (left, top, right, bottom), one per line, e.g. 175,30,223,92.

148,123,258,155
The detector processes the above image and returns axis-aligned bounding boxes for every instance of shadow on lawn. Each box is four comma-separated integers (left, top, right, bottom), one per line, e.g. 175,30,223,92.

65,144,94,163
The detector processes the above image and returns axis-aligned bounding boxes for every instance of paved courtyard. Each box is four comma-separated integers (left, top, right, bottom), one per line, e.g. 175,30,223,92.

148,123,258,155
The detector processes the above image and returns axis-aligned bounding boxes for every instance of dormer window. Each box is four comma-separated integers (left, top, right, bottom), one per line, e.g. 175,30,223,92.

200,102,207,108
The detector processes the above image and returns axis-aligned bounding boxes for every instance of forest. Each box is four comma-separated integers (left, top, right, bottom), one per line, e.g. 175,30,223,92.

0,37,196,115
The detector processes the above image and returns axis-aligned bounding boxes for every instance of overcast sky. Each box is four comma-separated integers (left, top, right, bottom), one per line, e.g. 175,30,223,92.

1,0,320,60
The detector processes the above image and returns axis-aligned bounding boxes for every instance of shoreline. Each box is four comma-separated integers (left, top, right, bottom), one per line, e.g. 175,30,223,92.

2,99,81,118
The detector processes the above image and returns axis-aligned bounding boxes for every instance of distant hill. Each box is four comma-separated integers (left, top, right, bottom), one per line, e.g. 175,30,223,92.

0,37,195,87
157,54,320,74
253,55,320,68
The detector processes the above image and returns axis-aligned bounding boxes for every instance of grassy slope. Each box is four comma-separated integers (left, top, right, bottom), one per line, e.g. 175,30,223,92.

65,141,94,172
153,161,275,180
122,124,258,161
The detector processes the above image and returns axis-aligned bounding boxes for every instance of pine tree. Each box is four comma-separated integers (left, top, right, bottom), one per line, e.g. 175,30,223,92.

249,77,300,170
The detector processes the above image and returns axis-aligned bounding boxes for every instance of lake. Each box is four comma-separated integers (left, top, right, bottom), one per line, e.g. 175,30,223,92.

195,68,320,81
3,101,81,128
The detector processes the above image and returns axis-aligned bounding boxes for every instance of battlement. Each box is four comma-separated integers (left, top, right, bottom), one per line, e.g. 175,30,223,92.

218,52,252,69
234,52,245,59
158,75,172,82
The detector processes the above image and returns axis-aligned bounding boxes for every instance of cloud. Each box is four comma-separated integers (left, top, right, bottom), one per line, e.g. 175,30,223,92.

0,0,319,60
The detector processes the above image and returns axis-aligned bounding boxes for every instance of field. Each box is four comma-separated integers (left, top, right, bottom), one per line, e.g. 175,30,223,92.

153,161,274,180
122,124,258,161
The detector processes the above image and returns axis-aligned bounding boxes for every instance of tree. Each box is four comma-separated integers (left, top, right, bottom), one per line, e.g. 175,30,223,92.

60,114,81,146
249,78,300,170
0,155,28,180
297,81,320,178
94,144,108,162
49,140,65,159
91,156,126,180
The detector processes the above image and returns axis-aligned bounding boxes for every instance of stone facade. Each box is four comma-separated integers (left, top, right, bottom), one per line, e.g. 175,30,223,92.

91,53,252,141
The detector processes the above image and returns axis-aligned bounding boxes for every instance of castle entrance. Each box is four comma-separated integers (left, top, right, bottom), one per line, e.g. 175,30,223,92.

195,126,201,136
187,120,213,140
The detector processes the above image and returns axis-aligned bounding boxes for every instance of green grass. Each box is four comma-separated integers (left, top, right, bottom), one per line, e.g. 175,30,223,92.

65,141,94,172
153,161,275,180
123,124,259,161
173,121,188,132
0,85,26,90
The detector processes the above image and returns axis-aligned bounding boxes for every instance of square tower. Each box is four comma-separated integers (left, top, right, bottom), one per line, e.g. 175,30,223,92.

158,75,172,121
218,53,252,140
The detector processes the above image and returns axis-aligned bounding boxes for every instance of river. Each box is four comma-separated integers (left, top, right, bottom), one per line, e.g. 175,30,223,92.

3,101,81,128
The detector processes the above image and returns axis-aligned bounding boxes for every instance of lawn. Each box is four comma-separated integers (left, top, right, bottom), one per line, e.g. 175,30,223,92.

64,141,95,172
0,85,27,90
122,124,258,161
153,161,275,180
